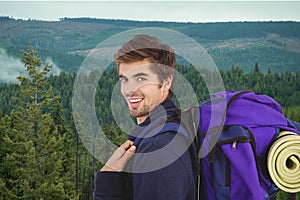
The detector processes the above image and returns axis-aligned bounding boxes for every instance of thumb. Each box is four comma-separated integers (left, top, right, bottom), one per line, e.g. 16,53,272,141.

122,145,136,161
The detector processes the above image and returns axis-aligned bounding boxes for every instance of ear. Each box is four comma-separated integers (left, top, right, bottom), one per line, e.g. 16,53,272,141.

162,75,173,92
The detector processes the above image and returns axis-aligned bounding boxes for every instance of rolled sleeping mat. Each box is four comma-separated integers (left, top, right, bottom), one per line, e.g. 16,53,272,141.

267,131,300,193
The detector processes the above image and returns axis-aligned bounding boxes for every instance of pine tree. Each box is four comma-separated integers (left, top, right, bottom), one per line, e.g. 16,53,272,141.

2,46,75,199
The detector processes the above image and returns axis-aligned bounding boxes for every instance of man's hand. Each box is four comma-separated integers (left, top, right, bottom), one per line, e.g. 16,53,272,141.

101,140,136,172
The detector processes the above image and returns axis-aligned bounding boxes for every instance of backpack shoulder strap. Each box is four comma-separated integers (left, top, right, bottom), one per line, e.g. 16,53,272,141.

166,107,201,200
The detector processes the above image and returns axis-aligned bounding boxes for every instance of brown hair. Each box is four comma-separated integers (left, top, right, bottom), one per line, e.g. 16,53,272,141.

114,34,176,97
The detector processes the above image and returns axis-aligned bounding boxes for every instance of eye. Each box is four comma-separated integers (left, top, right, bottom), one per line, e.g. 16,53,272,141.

119,76,128,83
137,77,146,82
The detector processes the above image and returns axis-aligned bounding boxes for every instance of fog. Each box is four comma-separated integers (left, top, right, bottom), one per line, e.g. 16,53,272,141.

0,48,62,83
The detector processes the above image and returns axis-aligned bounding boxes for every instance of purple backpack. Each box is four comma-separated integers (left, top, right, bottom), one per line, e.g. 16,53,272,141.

129,90,299,199
194,90,300,200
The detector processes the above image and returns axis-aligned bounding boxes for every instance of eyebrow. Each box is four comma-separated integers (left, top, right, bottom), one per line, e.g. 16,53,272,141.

118,72,149,79
118,74,125,79
133,72,149,78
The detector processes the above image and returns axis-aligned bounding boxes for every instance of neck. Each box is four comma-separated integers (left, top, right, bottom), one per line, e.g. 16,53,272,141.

136,97,171,125
137,115,148,125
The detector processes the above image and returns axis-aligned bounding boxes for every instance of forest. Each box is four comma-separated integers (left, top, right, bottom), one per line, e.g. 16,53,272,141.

1,17,300,73
0,46,299,199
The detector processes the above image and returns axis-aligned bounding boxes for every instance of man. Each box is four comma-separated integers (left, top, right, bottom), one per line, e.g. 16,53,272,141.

94,34,197,200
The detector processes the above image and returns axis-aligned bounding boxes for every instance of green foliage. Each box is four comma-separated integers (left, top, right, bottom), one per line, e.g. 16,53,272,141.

1,18,300,73
0,46,299,199
277,191,300,200
284,105,300,122
0,46,77,199
209,45,300,73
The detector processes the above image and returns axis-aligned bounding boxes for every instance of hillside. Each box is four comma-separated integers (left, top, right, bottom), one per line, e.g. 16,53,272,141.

1,16,300,77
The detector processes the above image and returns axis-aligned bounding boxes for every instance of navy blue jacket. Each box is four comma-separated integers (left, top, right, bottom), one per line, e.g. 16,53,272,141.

94,99,197,200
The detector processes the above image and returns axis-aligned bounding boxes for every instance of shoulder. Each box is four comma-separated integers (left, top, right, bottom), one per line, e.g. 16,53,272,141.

138,129,177,152
133,128,194,173
136,122,193,168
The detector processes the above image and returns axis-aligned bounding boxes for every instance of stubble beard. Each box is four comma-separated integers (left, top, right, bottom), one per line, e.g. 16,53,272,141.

129,103,149,119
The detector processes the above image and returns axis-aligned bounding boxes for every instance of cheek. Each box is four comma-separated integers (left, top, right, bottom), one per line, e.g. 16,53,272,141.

144,85,164,100
120,85,131,99
120,85,125,96
140,83,161,93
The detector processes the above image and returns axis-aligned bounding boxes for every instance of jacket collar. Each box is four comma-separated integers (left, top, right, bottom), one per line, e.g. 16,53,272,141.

139,98,178,126
128,98,178,141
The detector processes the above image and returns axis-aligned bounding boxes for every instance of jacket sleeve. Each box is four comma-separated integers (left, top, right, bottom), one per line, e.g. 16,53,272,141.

94,171,132,200
132,131,196,200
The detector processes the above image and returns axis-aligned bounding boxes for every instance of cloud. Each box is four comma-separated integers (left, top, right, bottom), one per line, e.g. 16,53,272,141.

45,57,62,76
0,48,24,83
0,48,61,83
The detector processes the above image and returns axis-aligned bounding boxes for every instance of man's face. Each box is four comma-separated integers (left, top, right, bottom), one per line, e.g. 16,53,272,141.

118,59,171,124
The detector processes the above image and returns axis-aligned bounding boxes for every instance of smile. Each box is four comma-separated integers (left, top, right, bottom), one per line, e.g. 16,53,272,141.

129,98,143,103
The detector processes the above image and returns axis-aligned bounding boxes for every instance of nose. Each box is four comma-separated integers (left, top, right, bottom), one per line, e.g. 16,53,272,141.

121,80,138,97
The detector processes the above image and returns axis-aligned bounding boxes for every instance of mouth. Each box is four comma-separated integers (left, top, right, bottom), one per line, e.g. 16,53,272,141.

128,97,144,109
129,98,143,103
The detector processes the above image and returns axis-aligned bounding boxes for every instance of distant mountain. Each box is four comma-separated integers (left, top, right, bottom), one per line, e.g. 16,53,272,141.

1,16,300,75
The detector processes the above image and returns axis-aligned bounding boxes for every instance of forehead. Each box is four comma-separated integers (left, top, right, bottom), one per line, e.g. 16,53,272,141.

118,59,155,77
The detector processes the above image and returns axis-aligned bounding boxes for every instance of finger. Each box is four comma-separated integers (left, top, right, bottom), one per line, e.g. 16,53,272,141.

113,140,134,159
121,145,136,161
119,140,134,151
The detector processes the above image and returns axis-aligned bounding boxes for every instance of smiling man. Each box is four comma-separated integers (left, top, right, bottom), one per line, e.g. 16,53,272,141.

118,59,173,124
94,34,197,200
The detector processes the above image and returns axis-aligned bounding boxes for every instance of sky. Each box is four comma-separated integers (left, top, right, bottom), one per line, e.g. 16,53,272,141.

0,1,300,23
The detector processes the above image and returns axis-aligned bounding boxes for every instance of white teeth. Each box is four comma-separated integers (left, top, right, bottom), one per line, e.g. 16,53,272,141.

129,98,142,103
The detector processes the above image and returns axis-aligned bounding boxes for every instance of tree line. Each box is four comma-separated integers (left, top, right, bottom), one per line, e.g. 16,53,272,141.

2,17,300,73
0,47,299,199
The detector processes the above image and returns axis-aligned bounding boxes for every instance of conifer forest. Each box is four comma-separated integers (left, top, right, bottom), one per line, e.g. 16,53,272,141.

0,17,300,199
0,46,299,199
